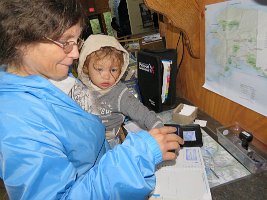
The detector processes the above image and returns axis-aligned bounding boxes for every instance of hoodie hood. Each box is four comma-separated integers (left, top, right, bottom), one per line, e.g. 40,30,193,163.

77,34,129,93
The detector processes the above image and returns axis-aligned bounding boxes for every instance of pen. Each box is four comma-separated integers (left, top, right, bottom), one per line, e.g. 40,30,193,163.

210,168,219,179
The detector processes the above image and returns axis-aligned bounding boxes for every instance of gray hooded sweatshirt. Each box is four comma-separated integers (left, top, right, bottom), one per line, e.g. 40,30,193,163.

54,34,163,147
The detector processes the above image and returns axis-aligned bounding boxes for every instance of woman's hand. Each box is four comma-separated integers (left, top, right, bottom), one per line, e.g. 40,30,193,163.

149,126,184,161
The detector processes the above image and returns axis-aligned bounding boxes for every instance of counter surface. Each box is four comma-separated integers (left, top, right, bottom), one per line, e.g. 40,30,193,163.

211,170,267,200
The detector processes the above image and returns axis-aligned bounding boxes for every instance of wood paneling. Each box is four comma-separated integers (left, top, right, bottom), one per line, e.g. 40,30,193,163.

144,0,201,58
145,0,267,152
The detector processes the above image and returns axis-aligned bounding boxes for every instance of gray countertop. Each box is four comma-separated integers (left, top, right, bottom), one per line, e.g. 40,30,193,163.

211,170,267,200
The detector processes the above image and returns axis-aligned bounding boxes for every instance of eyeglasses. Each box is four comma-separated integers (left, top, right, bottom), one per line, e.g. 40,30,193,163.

43,36,84,54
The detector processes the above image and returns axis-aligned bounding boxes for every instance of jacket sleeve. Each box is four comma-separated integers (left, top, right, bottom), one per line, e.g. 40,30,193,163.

119,87,164,130
67,131,162,200
1,123,161,200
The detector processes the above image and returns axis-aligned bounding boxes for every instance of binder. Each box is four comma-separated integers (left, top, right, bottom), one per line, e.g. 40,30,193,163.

137,49,178,112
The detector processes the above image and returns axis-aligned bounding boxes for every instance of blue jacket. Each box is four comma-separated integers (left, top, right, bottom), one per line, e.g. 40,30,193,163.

0,72,162,200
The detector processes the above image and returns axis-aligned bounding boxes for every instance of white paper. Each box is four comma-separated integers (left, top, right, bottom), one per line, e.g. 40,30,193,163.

194,119,207,127
179,104,197,116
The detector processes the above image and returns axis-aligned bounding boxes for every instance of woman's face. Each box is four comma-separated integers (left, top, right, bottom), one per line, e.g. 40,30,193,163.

16,23,82,80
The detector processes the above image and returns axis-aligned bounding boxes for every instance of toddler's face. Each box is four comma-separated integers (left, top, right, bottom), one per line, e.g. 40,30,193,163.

88,56,121,89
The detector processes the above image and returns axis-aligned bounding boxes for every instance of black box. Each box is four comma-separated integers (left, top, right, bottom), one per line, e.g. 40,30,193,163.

137,49,178,112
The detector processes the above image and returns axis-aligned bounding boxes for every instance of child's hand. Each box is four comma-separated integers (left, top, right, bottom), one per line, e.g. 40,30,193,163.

149,126,184,161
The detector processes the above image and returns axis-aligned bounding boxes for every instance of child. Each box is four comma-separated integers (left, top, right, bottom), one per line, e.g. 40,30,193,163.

73,34,163,148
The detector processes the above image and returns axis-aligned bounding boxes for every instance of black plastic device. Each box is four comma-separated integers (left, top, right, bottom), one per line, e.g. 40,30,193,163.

239,131,253,150
137,49,178,113
165,124,203,147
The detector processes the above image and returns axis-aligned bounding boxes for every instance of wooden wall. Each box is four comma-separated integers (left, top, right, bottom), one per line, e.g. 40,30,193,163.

145,0,267,152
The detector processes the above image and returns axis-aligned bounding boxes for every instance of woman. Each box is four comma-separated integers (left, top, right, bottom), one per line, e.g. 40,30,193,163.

0,0,183,199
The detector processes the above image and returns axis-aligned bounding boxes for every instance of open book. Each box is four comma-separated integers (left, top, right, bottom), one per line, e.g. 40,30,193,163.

149,147,212,200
